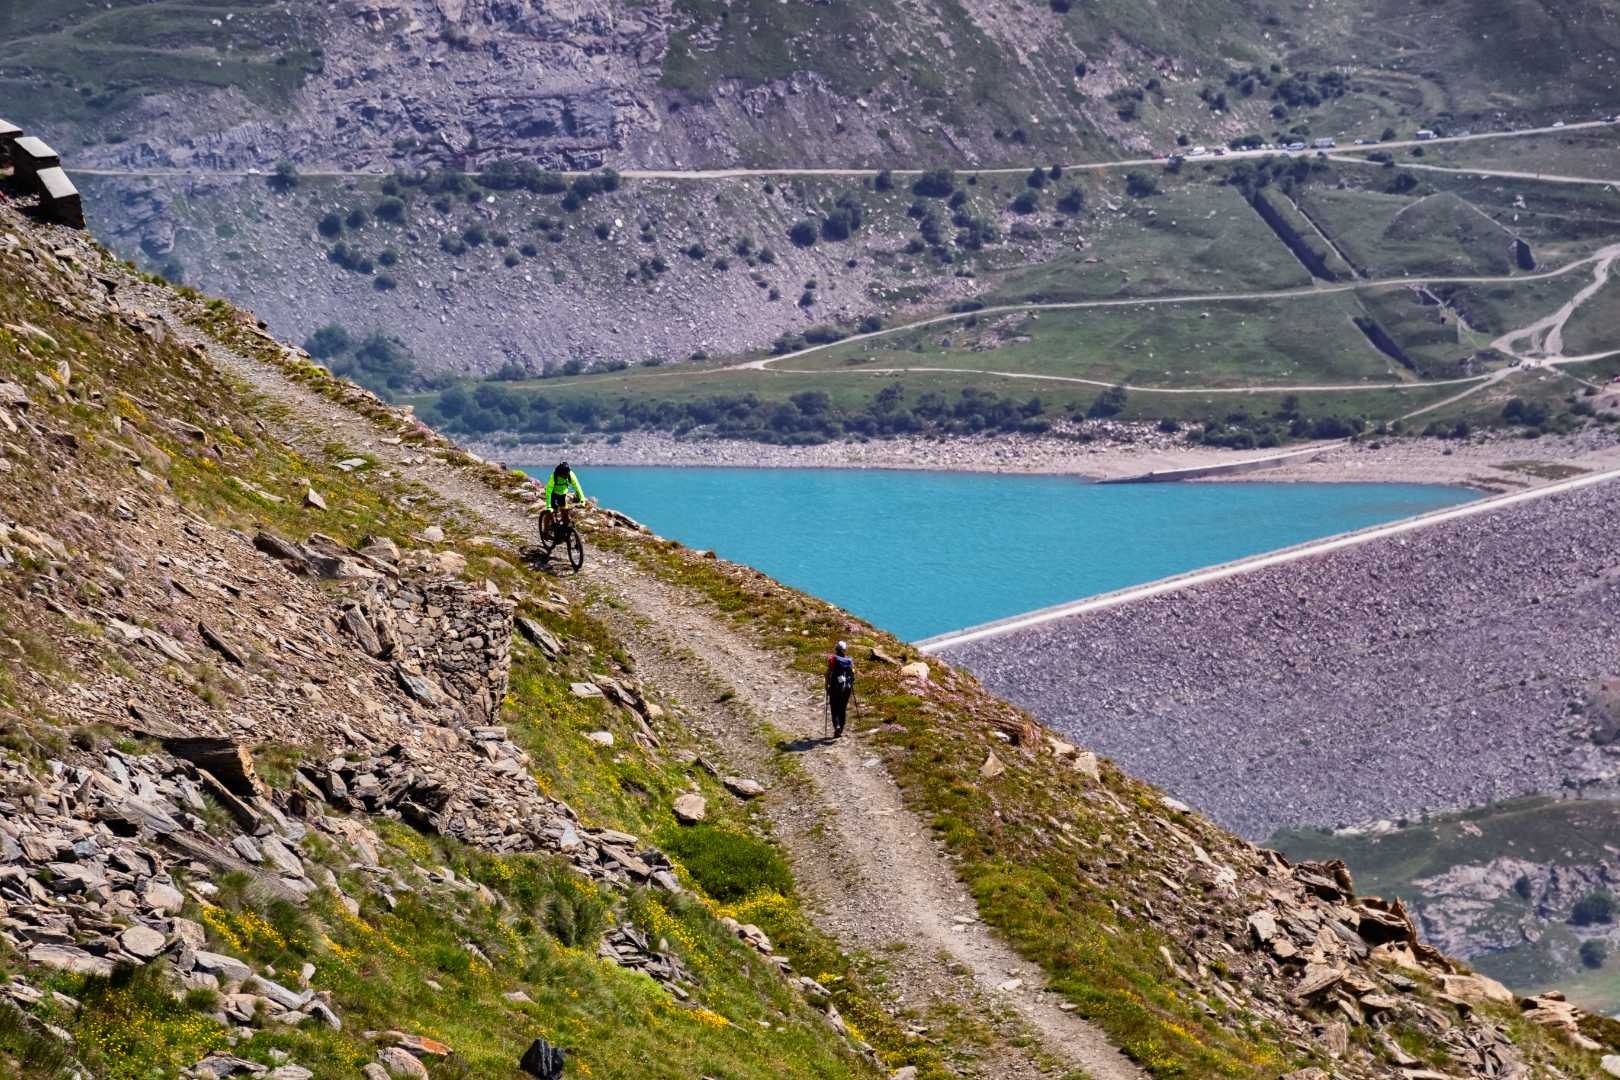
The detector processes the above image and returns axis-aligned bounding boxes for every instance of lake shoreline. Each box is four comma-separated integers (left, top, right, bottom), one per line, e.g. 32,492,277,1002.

475,426,1620,493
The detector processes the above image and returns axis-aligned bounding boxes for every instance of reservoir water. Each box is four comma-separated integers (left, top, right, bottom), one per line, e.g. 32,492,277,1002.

541,467,1474,641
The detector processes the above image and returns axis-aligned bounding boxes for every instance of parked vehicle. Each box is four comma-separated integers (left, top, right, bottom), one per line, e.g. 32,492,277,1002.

1286,141,1306,151
1552,120,1566,128
1415,129,1437,140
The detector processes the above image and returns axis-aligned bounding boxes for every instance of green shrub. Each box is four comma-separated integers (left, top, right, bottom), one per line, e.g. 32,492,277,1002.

1088,383,1128,418
376,197,406,223
540,866,609,947
317,212,343,238
346,207,370,230
658,825,794,902
1580,939,1609,969
788,220,817,247
267,161,299,192
911,168,955,197
1572,892,1615,926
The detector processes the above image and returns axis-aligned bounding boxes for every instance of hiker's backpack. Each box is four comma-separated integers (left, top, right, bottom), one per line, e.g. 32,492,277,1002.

830,655,854,694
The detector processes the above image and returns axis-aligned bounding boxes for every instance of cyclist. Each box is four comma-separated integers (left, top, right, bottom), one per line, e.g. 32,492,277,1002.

539,461,584,541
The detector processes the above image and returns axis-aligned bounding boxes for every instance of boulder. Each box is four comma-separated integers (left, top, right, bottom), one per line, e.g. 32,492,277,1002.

900,661,930,682
1072,751,1100,780
1440,972,1513,1005
120,924,168,960
519,1036,566,1079
673,794,707,824
359,536,401,563
303,487,327,511
723,776,765,799
584,731,614,747
1600,1055,1620,1078
979,751,1006,779
194,949,254,983
1292,964,1343,1000
27,943,114,977
143,880,185,913
376,1047,430,1079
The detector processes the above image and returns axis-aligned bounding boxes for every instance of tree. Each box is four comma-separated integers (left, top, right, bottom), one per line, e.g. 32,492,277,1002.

1009,190,1039,214
788,220,818,247
874,169,894,192
1580,939,1609,969
267,161,299,193
1381,126,1397,141
911,168,956,198
1026,167,1048,189
304,324,352,359
375,197,407,223
1056,188,1085,214
1087,384,1128,418
1125,171,1159,198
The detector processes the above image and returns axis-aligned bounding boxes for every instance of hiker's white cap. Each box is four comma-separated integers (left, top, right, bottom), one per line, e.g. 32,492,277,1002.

835,640,847,654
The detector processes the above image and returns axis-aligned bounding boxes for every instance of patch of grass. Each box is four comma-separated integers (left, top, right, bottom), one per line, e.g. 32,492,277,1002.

65,963,232,1079
658,824,794,903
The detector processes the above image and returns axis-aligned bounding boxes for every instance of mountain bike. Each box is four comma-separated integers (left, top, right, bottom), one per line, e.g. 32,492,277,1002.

538,502,585,571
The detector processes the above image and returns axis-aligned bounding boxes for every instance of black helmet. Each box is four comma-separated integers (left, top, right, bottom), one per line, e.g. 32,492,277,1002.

556,461,571,477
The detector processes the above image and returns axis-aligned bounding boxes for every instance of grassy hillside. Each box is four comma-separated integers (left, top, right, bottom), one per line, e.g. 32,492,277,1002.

0,0,320,130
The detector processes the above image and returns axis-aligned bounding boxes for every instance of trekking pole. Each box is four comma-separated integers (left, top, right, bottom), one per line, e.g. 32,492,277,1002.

823,692,831,740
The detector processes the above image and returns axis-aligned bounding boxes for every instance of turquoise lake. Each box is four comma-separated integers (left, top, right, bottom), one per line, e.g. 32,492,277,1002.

536,467,1474,641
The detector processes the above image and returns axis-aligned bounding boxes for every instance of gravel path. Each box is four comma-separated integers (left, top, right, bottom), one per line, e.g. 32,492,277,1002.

592,568,1144,1080
150,290,1144,1079
939,476,1620,839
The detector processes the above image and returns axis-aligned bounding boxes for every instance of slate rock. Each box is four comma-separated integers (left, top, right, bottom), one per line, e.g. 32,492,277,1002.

120,924,168,960
672,794,706,824
519,1037,566,1079
376,1047,430,1079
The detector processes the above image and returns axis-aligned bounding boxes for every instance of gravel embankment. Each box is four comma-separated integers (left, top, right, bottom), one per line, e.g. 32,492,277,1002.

477,426,1620,487
939,479,1620,839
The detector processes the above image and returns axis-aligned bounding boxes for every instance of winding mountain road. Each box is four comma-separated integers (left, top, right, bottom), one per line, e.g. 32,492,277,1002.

71,120,1618,182
729,243,1620,415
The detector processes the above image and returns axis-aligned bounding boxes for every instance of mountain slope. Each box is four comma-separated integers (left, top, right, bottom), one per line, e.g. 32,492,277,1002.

5,186,1620,1075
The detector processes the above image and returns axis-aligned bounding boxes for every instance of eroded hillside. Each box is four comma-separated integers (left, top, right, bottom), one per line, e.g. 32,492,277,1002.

4,165,1620,1077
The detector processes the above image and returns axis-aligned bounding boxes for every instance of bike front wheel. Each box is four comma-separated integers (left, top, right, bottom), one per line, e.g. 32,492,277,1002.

565,528,585,570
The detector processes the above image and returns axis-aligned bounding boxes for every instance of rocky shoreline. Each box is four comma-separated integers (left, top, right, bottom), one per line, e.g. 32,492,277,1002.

473,426,1620,491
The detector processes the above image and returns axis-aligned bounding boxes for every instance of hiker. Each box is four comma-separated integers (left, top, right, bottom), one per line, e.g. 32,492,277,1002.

825,641,855,738
539,461,584,539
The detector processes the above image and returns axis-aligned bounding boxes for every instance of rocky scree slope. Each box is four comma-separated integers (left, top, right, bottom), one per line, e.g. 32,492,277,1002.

941,481,1620,840
2,201,1620,1077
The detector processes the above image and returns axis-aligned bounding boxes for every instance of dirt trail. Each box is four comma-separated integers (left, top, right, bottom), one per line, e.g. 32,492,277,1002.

143,287,1144,1079
587,559,1145,1080
1493,244,1619,358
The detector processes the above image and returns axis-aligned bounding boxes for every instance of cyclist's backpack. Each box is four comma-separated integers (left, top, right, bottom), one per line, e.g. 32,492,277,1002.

830,655,854,694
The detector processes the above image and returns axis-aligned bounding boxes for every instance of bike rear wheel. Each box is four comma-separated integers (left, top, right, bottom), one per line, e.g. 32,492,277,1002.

565,527,585,570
